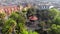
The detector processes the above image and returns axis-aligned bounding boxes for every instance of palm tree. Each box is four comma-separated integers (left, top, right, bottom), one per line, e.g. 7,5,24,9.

2,18,17,34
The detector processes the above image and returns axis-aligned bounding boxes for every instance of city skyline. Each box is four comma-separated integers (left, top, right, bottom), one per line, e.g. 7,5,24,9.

0,0,60,6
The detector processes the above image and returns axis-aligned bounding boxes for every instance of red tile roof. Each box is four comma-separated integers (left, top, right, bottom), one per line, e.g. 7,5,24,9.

0,5,20,15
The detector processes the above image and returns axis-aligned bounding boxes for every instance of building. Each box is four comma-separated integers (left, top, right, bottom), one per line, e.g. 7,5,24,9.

37,5,54,10
0,4,33,15
35,3,54,10
0,5,20,15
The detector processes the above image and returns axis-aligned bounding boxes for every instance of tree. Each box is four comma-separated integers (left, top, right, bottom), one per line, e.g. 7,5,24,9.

2,18,17,34
9,12,27,34
29,30,38,34
1,7,60,34
0,12,6,27
48,24,60,34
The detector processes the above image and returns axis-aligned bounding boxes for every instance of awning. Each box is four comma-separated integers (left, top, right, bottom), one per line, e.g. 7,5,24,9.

29,16,38,20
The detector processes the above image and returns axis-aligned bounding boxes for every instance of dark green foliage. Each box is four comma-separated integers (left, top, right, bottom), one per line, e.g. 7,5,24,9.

0,13,6,29
2,18,17,34
55,17,60,25
9,12,26,23
1,7,60,34
48,24,60,34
